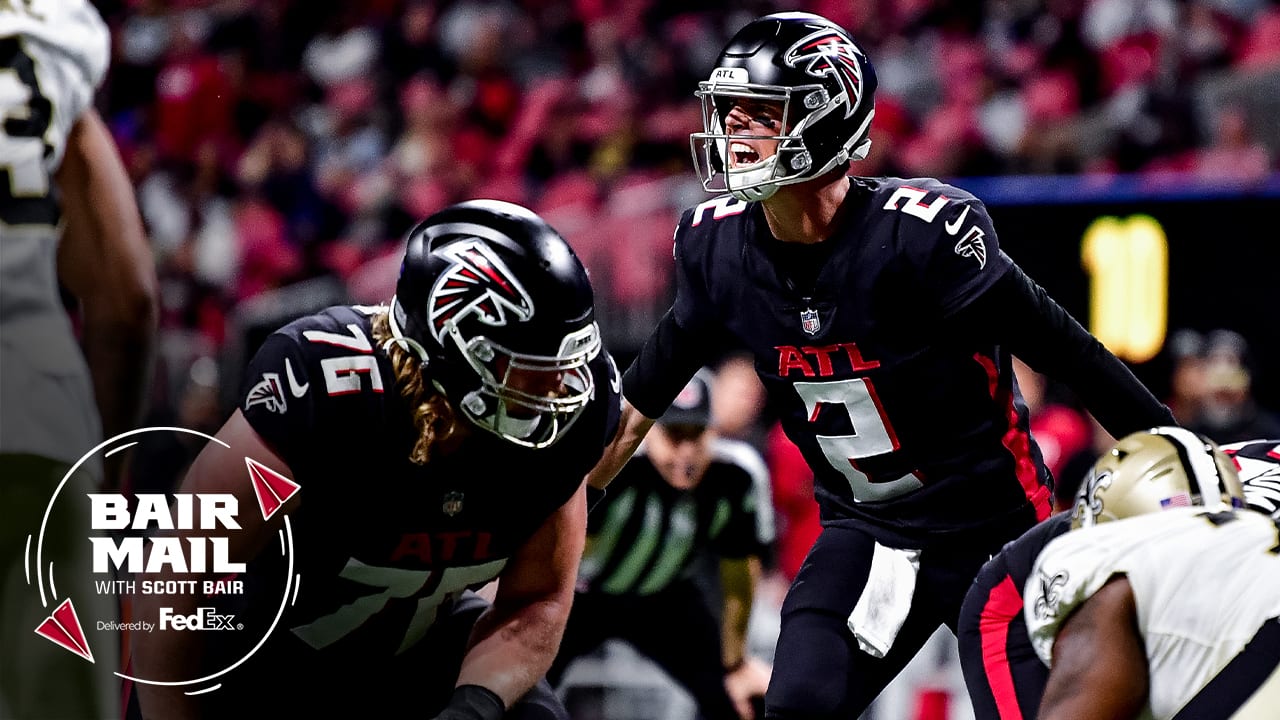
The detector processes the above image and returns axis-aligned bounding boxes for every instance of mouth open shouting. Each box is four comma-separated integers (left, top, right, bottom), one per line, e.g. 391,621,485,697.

729,140,767,169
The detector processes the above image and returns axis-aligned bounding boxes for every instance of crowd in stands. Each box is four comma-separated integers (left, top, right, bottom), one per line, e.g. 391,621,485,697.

92,0,1280,384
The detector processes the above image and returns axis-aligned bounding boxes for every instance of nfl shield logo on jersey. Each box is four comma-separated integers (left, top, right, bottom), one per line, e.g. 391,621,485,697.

442,491,465,517
800,308,821,335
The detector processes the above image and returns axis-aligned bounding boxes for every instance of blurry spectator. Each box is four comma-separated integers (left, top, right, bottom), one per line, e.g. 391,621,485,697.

1189,330,1280,443
1166,328,1210,425
380,0,454,87
1192,104,1272,182
153,12,238,165
553,373,773,720
764,423,819,585
712,353,769,452
301,8,379,88
238,120,335,248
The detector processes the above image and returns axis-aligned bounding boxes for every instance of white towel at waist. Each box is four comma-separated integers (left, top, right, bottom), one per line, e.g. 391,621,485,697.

847,542,921,659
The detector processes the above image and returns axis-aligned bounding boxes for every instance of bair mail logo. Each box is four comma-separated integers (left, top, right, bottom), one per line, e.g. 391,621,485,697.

25,427,301,694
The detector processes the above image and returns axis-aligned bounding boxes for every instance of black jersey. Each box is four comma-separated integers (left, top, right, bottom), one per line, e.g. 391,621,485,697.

957,512,1071,720
579,438,773,595
229,305,620,667
666,178,1051,546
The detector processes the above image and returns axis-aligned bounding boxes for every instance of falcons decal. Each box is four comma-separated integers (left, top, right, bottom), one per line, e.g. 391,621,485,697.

245,373,287,414
782,30,867,119
428,238,534,342
954,226,987,270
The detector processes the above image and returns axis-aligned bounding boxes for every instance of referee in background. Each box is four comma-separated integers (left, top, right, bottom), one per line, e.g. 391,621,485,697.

549,371,775,720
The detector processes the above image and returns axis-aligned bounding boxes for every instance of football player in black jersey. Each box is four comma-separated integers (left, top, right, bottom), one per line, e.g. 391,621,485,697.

130,200,621,720
585,11,1176,720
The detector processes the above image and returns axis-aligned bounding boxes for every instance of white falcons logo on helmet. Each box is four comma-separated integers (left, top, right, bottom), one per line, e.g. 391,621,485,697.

428,239,535,342
782,30,866,119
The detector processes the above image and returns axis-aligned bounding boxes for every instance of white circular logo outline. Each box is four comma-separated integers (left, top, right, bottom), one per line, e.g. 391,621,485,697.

31,426,300,690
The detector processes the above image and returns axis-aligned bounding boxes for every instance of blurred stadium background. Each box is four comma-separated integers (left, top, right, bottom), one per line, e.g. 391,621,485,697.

91,0,1280,718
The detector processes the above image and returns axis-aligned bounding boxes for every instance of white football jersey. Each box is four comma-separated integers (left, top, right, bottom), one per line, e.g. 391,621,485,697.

1026,507,1280,719
0,0,110,465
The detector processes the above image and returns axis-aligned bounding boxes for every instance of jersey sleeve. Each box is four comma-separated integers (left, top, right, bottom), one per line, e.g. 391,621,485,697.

671,210,721,335
709,440,776,559
920,197,1014,317
238,332,320,467
623,212,723,419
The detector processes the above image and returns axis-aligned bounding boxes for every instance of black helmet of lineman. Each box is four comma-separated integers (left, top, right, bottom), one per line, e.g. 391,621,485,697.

388,199,601,448
690,11,877,202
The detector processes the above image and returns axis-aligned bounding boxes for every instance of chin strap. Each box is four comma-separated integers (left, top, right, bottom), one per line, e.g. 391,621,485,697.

729,184,779,202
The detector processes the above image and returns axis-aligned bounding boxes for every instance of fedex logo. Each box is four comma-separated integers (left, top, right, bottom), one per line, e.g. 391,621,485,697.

775,343,881,377
159,607,238,631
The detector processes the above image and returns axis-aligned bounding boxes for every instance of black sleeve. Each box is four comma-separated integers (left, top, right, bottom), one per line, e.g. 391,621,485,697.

950,265,1176,438
238,333,319,465
622,308,719,420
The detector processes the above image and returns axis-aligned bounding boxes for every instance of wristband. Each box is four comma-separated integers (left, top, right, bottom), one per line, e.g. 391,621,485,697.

723,657,746,674
434,684,504,720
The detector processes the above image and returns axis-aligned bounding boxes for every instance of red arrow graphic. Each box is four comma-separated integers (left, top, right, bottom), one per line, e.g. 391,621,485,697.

245,457,300,521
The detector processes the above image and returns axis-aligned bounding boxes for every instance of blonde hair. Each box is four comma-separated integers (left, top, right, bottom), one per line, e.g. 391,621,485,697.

370,309,460,464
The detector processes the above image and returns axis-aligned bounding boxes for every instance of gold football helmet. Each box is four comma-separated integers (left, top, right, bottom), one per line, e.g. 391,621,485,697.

1072,426,1245,529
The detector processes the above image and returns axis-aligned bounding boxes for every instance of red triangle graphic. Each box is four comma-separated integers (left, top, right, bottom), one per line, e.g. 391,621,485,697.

245,457,300,521
35,599,94,663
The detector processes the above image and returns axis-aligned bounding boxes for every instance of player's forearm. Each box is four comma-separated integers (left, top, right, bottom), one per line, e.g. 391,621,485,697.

83,311,155,438
457,596,571,707
56,110,158,477
586,398,654,489
720,557,757,668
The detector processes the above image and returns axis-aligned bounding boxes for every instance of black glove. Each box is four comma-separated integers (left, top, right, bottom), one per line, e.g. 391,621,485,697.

432,685,504,720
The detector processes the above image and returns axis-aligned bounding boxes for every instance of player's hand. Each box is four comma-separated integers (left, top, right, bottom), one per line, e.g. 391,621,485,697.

724,656,771,720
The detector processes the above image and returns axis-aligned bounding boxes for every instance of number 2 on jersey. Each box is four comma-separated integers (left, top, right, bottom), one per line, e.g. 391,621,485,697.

793,379,922,502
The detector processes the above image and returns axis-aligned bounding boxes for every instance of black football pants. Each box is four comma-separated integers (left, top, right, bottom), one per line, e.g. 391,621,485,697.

764,524,1013,720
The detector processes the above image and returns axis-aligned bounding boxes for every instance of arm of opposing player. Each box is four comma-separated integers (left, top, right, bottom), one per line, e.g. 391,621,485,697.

1038,577,1148,720
55,109,158,488
130,411,297,720
456,483,587,708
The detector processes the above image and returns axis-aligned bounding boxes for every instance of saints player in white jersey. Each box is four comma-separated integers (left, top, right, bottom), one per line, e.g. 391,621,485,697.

1,0,157,717
1025,427,1280,720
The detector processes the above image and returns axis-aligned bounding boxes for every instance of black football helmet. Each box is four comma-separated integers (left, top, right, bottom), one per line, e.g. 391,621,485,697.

690,12,877,201
388,199,601,448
